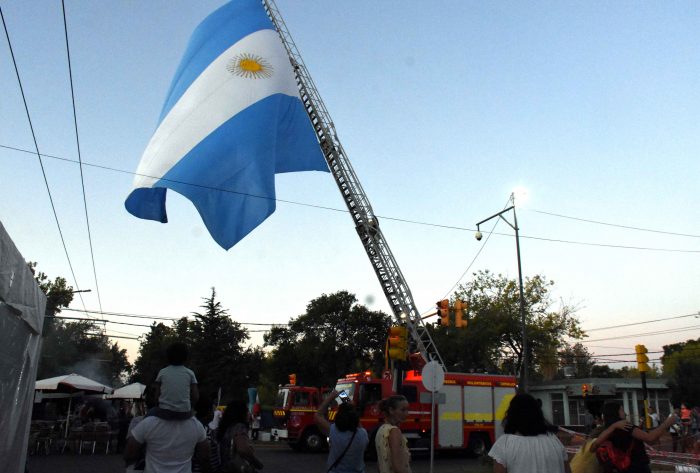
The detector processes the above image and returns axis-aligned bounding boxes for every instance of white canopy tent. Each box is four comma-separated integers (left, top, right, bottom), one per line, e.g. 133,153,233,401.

35,373,114,394
106,382,146,399
35,374,113,437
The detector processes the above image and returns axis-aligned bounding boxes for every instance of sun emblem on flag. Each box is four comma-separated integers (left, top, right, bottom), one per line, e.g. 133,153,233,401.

227,53,273,79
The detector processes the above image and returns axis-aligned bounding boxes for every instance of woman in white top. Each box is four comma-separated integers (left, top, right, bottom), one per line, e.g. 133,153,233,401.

488,393,570,473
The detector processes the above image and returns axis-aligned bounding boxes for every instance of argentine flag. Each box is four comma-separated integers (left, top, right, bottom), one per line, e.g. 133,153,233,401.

125,0,328,249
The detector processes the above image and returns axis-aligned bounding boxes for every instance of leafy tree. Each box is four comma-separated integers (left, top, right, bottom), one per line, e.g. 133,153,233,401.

189,288,261,401
29,263,131,384
131,288,264,403
28,261,73,316
436,270,584,377
131,322,177,387
557,343,596,379
662,338,700,406
263,291,391,387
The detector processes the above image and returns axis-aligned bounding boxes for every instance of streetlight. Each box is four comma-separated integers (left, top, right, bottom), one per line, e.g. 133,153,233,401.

475,193,528,392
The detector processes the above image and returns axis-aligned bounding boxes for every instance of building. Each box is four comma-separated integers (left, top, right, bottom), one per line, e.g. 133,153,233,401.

530,378,672,430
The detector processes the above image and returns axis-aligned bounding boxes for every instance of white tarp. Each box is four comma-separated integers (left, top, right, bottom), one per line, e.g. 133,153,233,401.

0,220,47,473
106,382,146,399
35,373,114,394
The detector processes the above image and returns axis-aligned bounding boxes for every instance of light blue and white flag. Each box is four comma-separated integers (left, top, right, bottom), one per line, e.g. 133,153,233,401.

125,0,327,249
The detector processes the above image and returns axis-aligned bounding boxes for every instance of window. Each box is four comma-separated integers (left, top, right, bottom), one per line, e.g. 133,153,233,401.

569,399,587,426
551,393,565,426
292,391,310,406
360,383,383,404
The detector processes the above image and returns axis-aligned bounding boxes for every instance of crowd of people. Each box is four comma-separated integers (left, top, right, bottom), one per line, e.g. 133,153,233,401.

117,341,699,473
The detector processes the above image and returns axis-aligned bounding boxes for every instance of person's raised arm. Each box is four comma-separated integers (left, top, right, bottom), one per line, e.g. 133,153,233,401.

589,420,632,452
632,412,680,444
314,389,338,436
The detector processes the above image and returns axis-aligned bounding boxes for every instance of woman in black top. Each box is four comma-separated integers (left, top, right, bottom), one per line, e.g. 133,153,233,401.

590,402,679,473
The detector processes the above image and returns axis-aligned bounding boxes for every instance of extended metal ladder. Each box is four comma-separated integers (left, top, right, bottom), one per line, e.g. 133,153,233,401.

262,0,444,368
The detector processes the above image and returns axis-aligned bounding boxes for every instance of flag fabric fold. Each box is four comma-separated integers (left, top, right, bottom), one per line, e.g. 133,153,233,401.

125,0,327,249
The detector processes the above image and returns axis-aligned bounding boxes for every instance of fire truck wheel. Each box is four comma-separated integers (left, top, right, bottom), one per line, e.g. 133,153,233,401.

302,428,327,453
467,433,490,456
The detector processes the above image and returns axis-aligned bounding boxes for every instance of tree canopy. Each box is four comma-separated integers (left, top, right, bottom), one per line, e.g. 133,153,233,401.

263,291,391,388
29,262,131,384
431,270,584,378
131,288,263,403
662,338,700,406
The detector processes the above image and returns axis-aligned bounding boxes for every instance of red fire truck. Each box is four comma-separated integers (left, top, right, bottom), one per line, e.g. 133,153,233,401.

333,370,515,454
271,384,330,452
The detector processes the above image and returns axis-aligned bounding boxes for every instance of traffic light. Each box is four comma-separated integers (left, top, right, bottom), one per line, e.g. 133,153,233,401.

289,373,297,385
635,344,649,372
454,300,467,328
388,326,408,361
437,299,450,326
582,384,589,397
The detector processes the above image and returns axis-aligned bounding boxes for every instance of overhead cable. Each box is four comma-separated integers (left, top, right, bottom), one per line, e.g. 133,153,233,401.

61,0,104,316
0,8,91,318
2,144,699,254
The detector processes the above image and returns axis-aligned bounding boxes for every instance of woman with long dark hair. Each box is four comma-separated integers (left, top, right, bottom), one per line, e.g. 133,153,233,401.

488,393,570,473
314,389,369,473
589,401,678,473
217,400,263,471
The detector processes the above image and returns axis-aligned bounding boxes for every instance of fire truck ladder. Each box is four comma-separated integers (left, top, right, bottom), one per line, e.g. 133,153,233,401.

263,0,444,368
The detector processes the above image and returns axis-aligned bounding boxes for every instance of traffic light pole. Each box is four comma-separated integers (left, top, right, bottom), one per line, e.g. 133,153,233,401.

641,371,650,429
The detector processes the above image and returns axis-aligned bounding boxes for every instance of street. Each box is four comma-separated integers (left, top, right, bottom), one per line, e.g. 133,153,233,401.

26,443,491,473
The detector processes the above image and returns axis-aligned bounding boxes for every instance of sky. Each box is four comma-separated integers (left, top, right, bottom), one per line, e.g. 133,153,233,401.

1,0,698,371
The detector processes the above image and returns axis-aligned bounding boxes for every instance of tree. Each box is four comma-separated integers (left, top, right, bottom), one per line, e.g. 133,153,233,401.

189,288,261,401
662,338,700,406
263,291,391,387
438,270,584,377
557,343,596,379
30,263,131,384
131,288,264,403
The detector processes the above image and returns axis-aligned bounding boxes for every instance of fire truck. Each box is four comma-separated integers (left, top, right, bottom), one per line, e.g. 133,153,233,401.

271,384,330,452
334,371,515,455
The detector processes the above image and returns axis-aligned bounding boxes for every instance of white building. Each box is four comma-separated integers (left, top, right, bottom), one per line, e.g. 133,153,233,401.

530,378,672,429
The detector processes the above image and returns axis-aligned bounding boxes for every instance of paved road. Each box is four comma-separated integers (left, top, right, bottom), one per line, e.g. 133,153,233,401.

26,442,491,473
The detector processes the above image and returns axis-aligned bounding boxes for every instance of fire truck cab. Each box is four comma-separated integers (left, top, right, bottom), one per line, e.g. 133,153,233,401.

271,384,330,452
334,370,516,455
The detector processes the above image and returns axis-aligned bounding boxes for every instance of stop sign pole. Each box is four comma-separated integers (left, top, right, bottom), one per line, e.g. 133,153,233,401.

421,361,445,473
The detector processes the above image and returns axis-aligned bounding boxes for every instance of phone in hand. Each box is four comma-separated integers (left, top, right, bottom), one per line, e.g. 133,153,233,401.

335,390,350,404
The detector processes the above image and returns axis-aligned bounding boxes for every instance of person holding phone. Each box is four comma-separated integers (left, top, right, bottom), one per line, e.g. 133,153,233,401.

315,389,369,473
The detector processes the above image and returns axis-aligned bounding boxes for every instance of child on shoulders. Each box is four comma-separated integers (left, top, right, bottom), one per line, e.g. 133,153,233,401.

152,342,199,420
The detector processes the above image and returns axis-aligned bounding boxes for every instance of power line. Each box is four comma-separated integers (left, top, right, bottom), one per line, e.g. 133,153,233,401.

579,324,700,343
0,7,91,318
61,307,280,325
3,143,700,255
586,312,700,332
61,0,104,316
528,208,700,239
